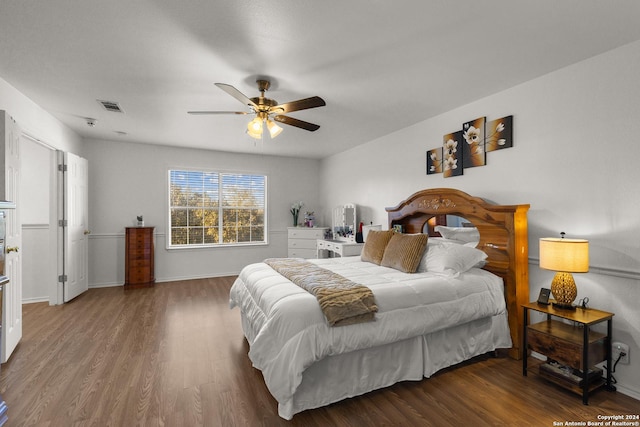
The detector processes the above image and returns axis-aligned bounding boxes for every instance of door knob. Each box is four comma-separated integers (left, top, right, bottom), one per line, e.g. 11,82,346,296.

6,246,19,253
84,230,91,235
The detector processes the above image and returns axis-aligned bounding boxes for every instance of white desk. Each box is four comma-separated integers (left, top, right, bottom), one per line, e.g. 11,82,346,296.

317,239,363,258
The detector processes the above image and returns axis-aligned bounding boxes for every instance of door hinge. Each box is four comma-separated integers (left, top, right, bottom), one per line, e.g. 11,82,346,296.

58,274,67,283
58,164,67,172
58,219,68,227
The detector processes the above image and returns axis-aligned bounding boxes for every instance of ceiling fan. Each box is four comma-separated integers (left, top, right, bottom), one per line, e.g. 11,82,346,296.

188,79,326,139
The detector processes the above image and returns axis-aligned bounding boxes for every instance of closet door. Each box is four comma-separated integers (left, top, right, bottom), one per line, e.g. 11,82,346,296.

62,152,89,302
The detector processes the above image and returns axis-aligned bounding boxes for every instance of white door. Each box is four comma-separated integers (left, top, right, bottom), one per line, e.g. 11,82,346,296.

62,152,89,302
1,111,22,363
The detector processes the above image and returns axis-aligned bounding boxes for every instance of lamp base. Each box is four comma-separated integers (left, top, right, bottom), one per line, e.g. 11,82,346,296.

550,271,577,309
552,301,576,310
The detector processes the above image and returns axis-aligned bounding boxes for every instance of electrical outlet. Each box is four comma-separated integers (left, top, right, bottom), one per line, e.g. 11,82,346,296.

612,341,630,365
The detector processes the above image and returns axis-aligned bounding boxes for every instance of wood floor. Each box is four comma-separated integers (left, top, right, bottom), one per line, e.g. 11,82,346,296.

1,277,638,426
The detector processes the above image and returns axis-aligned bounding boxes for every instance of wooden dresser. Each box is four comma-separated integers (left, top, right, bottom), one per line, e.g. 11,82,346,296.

125,227,155,289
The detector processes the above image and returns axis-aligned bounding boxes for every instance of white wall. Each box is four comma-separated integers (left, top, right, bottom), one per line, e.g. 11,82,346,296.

83,138,322,285
319,40,640,399
21,138,53,302
0,77,83,154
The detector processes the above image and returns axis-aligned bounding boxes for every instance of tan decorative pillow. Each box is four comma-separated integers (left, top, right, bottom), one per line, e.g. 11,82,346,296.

360,230,394,265
381,233,429,273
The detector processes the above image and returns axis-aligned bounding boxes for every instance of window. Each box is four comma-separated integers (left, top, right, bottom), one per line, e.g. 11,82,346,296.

168,170,266,247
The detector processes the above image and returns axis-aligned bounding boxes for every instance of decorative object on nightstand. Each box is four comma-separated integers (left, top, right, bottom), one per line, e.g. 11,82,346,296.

539,233,589,310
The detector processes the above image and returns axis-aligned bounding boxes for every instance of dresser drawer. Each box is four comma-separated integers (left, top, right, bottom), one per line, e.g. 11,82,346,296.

288,228,326,240
129,259,150,268
127,242,150,251
527,320,606,370
325,241,341,253
288,238,318,250
128,232,151,242
127,269,153,284
287,248,317,258
128,248,151,258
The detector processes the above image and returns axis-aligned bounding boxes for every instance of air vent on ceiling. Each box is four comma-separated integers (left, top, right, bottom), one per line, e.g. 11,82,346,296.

97,99,124,113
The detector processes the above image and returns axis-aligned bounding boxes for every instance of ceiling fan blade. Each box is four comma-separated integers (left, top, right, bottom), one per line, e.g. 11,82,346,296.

188,111,249,115
215,83,258,109
272,96,326,114
273,115,320,131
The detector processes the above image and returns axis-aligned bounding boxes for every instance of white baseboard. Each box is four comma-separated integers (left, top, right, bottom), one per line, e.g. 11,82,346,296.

615,384,640,401
88,272,241,289
155,272,241,283
88,282,122,289
22,297,49,304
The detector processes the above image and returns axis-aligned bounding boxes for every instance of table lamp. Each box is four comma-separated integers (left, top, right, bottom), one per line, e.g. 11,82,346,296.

539,234,589,310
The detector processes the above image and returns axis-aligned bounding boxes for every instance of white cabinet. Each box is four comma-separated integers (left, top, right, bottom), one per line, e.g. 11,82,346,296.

317,239,363,258
288,227,329,258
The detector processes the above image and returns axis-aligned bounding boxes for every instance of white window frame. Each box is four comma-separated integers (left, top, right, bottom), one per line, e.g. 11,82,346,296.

167,169,267,248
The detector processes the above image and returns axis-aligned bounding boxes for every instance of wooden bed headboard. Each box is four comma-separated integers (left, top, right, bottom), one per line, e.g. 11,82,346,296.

386,188,530,360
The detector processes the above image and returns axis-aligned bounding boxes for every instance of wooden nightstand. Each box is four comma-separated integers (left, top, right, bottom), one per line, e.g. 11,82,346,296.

522,301,615,404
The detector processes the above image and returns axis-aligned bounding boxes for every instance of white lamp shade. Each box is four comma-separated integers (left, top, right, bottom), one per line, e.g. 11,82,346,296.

266,119,283,138
247,117,263,139
539,238,589,273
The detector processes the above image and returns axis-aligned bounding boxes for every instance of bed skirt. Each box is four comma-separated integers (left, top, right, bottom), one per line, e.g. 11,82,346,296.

240,310,511,419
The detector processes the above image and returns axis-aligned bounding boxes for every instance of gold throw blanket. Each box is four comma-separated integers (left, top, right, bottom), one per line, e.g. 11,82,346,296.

264,258,378,327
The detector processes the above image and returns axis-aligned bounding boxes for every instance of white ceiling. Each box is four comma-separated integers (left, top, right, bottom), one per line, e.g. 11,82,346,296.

2,1,640,159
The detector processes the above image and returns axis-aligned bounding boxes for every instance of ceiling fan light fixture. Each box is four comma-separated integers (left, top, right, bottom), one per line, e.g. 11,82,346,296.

247,128,262,139
266,119,283,138
248,116,262,132
247,117,263,139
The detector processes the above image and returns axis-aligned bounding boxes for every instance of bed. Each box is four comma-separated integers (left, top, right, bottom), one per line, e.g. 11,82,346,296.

229,188,530,419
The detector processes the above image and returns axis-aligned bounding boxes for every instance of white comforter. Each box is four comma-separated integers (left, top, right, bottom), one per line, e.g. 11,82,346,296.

229,256,507,405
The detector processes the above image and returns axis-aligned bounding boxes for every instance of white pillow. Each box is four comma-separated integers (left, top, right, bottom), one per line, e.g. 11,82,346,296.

434,225,480,246
417,240,488,275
